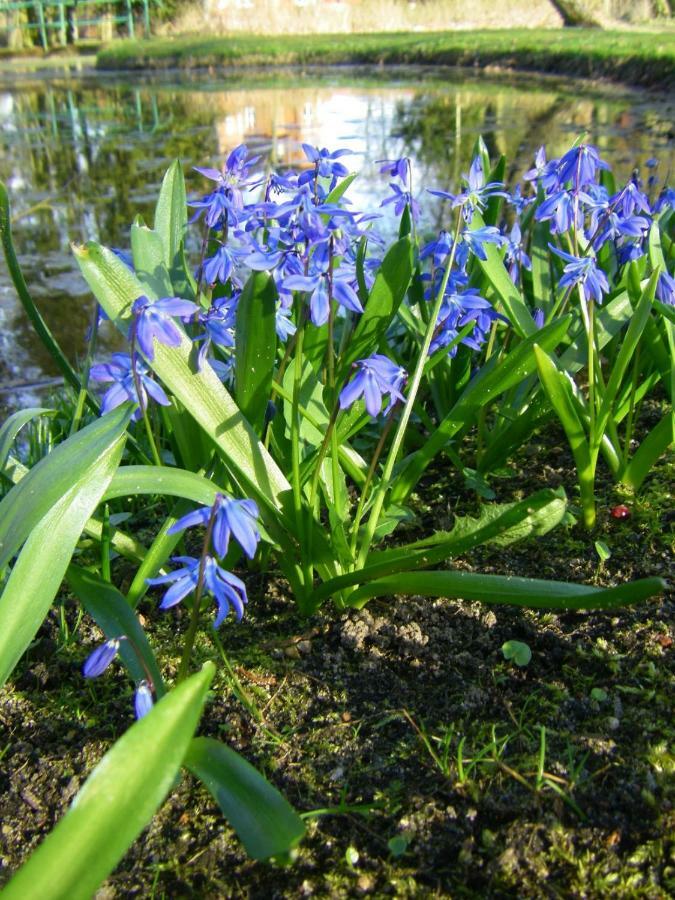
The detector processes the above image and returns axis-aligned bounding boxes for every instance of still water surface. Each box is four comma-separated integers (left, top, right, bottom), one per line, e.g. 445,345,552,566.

1,65,673,410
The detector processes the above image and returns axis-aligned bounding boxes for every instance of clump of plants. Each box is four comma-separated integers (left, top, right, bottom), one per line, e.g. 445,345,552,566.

0,135,671,896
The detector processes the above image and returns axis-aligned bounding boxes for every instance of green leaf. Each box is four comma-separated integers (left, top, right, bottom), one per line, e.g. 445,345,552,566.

470,211,535,337
282,358,330,450
594,541,611,562
235,271,277,434
0,403,132,570
0,416,127,688
531,220,553,310
0,407,53,470
593,270,659,452
502,640,532,667
337,236,413,381
130,220,173,299
66,565,165,697
620,412,674,490
560,291,633,373
2,665,214,900
534,344,594,523
391,317,571,504
347,570,665,610
154,159,188,277
311,489,567,605
184,737,305,860
72,243,295,540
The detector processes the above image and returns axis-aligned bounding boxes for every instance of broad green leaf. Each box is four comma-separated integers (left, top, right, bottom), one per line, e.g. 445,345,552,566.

311,489,566,606
2,664,214,900
620,412,674,490
0,403,132,570
531,220,553,310
483,154,506,226
235,271,277,433
593,269,659,452
347,570,665,610
470,211,535,337
0,407,53,470
391,317,571,504
560,290,633,372
154,159,188,275
0,453,146,564
130,220,173,299
73,243,294,539
534,344,595,526
282,358,329,450
184,737,305,860
1,182,85,399
66,565,165,697
0,420,127,688
324,171,357,206
337,236,413,381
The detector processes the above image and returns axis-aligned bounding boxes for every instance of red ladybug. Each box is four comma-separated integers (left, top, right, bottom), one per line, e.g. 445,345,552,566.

610,505,631,520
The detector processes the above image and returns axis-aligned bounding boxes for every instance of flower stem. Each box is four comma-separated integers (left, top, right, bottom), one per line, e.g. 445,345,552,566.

356,205,464,568
176,505,218,683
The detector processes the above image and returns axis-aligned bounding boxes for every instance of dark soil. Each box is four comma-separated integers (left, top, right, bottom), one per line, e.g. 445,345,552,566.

0,423,673,898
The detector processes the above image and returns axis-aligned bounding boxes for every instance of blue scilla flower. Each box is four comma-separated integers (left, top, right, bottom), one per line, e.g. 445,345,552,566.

194,296,237,370
90,353,170,421
194,145,259,205
523,146,560,194
298,145,353,190
535,189,577,235
134,681,154,720
557,144,609,190
339,354,407,418
376,157,410,184
201,243,247,286
429,157,506,223
130,295,199,362
504,222,532,283
168,493,261,560
380,183,421,222
189,189,235,230
282,259,363,327
82,638,122,678
276,304,296,342
551,246,609,304
656,270,675,306
147,555,248,628
462,225,505,261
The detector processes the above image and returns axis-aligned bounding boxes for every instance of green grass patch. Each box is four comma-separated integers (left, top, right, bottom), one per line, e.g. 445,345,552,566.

96,29,675,88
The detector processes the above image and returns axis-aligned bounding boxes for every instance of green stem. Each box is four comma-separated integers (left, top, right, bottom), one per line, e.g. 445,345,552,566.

621,344,641,470
356,205,464,568
70,302,100,436
348,411,396,560
176,503,218,683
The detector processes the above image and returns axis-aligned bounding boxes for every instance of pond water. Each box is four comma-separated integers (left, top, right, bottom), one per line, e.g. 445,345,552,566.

0,64,673,411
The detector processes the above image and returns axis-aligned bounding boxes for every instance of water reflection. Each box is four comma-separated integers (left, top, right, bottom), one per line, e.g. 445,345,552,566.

0,67,672,410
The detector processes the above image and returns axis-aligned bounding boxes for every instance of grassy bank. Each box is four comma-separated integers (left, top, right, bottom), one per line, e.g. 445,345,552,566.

96,29,675,88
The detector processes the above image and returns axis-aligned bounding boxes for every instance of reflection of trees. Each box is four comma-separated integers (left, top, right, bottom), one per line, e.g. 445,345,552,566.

0,74,673,391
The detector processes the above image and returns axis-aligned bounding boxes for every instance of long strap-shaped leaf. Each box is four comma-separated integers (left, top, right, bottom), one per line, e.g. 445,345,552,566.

66,565,166,697
73,243,296,538
0,418,128,688
348,571,666,610
185,737,305,860
390,317,571,505
0,403,132,569
0,407,54,470
1,452,146,564
2,664,214,900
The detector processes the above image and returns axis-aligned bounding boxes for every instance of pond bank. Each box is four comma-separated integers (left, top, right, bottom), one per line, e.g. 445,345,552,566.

95,29,675,89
